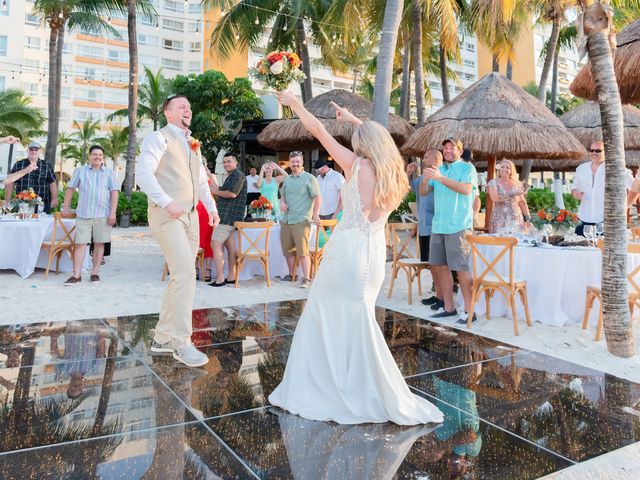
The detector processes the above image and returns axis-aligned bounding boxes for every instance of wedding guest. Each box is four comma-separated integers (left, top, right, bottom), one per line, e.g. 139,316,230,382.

462,148,481,217
0,162,38,188
573,141,633,236
423,137,478,324
315,159,345,220
62,145,119,285
256,160,288,219
196,164,218,282
136,94,219,368
209,154,247,287
3,141,58,213
280,151,321,288
486,160,530,234
246,166,261,205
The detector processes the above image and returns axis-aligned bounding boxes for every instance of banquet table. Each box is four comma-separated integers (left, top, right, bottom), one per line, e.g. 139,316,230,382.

210,223,316,281
0,216,87,278
469,242,640,326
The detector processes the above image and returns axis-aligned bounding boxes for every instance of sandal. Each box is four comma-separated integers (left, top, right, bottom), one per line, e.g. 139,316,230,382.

205,269,212,282
208,280,226,287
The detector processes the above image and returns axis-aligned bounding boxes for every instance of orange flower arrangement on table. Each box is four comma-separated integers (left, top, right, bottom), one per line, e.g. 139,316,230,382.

14,188,41,206
248,196,274,219
531,207,580,230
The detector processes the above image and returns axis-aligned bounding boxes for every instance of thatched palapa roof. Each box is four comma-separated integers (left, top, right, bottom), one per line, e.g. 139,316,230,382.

570,18,640,104
256,89,414,151
401,73,587,163
560,101,640,150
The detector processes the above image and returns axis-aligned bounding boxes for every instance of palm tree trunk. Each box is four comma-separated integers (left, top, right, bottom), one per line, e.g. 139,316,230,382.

538,17,561,103
586,19,634,357
399,40,411,119
44,26,59,169
506,60,513,80
351,69,359,93
371,0,403,127
550,46,559,114
492,55,499,72
412,0,426,126
439,46,450,104
121,0,139,228
295,17,313,103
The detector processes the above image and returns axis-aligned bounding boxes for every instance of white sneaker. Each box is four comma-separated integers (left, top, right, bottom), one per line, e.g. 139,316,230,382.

172,344,209,367
150,339,173,354
299,278,312,288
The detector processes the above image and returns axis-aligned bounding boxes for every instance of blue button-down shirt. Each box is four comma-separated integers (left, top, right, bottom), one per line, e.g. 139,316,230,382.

430,160,478,234
68,164,118,218
411,177,435,236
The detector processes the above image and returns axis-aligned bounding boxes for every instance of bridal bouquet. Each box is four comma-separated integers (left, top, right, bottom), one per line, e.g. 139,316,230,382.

250,51,306,91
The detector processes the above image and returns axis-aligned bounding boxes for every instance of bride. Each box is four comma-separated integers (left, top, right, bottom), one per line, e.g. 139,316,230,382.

269,92,444,426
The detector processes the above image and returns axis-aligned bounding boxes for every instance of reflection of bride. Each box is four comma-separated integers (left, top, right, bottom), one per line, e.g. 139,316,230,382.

268,92,443,425
275,409,436,479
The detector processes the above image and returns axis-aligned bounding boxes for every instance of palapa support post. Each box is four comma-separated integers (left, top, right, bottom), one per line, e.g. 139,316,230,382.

485,156,497,228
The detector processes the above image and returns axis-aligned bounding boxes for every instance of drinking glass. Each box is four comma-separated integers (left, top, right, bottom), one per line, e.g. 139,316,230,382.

542,224,553,243
583,224,596,246
596,223,604,238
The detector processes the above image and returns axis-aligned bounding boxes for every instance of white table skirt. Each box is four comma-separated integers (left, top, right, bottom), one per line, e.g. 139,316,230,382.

468,243,640,326
210,223,316,281
0,216,89,278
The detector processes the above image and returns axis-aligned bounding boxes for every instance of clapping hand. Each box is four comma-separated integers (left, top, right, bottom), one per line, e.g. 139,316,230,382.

423,166,442,181
406,162,417,176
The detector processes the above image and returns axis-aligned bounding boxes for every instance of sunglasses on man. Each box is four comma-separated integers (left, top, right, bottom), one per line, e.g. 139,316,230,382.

589,149,603,153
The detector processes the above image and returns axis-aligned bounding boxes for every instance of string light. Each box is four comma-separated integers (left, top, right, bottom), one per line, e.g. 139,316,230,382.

283,24,287,32
1,0,7,10
58,12,64,19
220,8,225,16
254,17,259,25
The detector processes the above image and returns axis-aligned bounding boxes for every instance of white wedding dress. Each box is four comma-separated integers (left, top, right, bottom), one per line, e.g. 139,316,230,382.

269,159,444,425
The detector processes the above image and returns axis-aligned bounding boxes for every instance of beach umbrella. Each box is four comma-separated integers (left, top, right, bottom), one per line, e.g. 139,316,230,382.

570,19,640,104
560,102,640,158
401,73,586,220
256,89,414,151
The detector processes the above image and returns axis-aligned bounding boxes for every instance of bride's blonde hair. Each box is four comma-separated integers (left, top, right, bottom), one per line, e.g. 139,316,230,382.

351,121,409,210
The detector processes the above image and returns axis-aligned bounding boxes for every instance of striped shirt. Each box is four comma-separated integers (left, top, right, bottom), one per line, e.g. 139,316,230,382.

68,164,119,218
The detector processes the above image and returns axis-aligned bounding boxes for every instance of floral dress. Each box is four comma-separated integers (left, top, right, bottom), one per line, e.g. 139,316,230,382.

488,179,525,234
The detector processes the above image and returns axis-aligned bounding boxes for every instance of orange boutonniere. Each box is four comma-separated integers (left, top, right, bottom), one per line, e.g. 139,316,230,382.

189,139,201,152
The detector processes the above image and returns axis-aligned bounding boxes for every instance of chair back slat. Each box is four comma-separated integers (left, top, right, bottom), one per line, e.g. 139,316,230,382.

235,221,273,256
313,219,338,254
389,223,419,263
467,234,518,286
51,212,77,246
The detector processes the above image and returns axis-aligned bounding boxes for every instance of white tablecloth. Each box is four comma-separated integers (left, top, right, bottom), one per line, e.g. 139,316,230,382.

0,217,87,278
211,223,316,281
469,243,640,326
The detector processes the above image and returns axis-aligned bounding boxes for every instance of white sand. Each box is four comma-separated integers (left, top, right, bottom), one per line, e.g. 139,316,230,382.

2,226,639,478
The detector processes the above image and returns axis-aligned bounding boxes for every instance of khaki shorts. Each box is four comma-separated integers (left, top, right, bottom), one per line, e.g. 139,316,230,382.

211,223,235,243
429,230,471,272
76,217,111,244
280,221,311,257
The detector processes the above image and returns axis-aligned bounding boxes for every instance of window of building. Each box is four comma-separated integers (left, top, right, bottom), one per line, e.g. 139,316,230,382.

108,49,128,63
25,36,41,50
59,109,69,120
188,21,199,33
163,18,184,32
23,82,38,96
78,44,103,59
163,0,181,12
138,34,158,46
0,36,6,56
465,42,475,52
462,59,475,68
138,54,158,67
105,71,125,83
163,39,182,51
188,41,201,52
63,42,73,54
25,13,39,25
107,28,128,42
129,397,153,410
188,61,200,72
105,91,128,104
188,3,202,14
76,88,100,102
24,58,39,71
161,58,182,70
1,0,9,16
61,87,71,99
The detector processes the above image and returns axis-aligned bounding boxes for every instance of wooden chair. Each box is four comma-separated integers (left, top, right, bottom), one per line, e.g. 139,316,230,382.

387,222,430,305
41,213,76,279
292,219,338,280
583,241,640,341
234,221,274,288
161,247,206,281
466,234,532,335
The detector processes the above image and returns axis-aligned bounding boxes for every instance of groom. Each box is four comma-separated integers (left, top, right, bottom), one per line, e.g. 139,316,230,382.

137,94,220,367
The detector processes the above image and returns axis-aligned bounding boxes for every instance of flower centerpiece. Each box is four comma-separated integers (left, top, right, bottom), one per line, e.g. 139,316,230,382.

531,207,580,237
14,188,41,217
250,51,306,118
248,196,273,220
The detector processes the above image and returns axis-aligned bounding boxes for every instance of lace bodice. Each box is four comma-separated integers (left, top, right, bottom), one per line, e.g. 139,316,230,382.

338,158,389,235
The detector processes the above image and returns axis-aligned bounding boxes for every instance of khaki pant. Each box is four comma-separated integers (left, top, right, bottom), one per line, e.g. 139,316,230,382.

148,205,199,348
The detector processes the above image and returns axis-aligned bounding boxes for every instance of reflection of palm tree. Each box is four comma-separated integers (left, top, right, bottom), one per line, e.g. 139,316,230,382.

122,314,158,354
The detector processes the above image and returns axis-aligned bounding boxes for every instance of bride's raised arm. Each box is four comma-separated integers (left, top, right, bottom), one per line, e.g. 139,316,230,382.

276,91,359,173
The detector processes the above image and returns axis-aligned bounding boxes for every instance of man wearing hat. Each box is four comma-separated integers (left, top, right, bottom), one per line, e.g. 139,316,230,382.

314,159,345,220
423,137,478,324
3,141,58,213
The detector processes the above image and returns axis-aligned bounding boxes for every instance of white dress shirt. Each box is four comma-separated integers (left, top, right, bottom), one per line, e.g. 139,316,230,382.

136,124,217,213
317,169,345,216
246,174,260,193
573,161,632,223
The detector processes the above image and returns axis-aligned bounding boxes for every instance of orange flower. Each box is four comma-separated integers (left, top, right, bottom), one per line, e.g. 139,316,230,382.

537,210,546,219
546,213,553,221
556,215,565,222
189,139,201,152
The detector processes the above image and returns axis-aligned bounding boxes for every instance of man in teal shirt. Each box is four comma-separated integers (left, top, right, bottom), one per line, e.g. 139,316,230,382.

424,138,478,323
